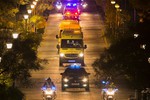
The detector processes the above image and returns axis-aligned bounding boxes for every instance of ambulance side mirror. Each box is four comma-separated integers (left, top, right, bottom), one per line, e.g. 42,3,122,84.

84,45,87,49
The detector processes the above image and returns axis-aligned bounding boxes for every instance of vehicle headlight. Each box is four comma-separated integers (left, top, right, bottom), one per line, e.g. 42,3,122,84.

82,3,88,8
45,90,54,95
79,53,84,57
56,5,62,9
106,91,115,95
64,84,68,87
83,84,87,87
63,78,69,82
82,77,88,82
60,53,64,57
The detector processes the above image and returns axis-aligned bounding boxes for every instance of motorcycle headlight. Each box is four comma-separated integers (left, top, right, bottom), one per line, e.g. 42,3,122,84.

56,5,62,9
63,78,69,82
60,53,64,57
82,77,88,82
106,90,115,95
45,90,54,95
79,53,84,57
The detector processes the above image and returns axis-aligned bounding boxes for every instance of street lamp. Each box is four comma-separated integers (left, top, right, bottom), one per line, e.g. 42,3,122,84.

134,34,139,38
31,4,35,9
6,43,13,49
33,1,37,5
12,32,19,39
115,4,120,9
27,9,32,14
23,14,29,32
115,4,120,27
140,44,146,49
111,0,116,4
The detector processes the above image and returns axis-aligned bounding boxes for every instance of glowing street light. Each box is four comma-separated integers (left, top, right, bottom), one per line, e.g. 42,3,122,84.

115,4,120,9
140,44,146,49
23,14,29,19
35,0,38,1
27,9,32,14
134,34,139,38
31,4,35,9
33,1,37,5
111,0,116,4
6,43,13,49
12,32,19,39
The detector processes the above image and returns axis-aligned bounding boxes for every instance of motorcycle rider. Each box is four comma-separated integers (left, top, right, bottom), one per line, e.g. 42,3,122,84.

43,77,56,89
102,81,118,100
42,77,56,99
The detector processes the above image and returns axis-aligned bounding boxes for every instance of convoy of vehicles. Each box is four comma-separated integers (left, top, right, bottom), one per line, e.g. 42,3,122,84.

60,64,90,91
41,0,90,99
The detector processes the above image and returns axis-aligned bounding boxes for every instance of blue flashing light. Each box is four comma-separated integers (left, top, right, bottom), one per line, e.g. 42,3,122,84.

67,3,71,6
102,88,108,92
52,86,56,91
70,64,81,69
102,81,106,84
73,3,77,6
41,86,47,91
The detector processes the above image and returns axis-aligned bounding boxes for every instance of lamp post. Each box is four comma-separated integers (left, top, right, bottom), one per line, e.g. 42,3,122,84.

27,9,32,14
111,0,116,5
115,4,120,27
6,43,13,49
23,14,29,33
134,34,139,38
33,1,37,6
12,32,19,39
30,4,35,9
0,57,1,63
27,9,32,31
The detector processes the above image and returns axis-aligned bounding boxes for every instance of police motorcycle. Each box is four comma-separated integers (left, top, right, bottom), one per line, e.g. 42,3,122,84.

102,87,118,100
101,80,118,100
41,78,57,100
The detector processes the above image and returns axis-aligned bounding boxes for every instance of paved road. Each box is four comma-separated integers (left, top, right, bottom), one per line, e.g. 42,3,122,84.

21,0,134,100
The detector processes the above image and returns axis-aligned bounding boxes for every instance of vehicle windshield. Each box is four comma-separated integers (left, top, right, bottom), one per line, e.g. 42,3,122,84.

61,39,83,48
64,68,87,75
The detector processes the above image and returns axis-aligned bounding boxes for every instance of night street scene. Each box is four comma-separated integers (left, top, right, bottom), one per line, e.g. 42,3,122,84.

0,0,150,100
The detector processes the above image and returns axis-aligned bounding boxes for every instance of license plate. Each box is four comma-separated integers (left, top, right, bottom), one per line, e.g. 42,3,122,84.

68,60,75,62
71,83,79,85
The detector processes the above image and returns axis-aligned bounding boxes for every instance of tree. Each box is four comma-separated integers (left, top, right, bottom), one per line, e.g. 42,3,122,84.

0,84,24,100
0,32,45,87
92,36,150,88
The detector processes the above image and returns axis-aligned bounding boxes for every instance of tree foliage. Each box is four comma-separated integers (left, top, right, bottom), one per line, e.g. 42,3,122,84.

92,36,150,88
0,84,24,100
0,32,44,86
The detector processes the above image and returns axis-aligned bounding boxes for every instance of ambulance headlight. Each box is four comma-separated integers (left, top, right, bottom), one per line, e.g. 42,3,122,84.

60,53,64,57
79,53,84,57
82,77,88,82
63,78,69,82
